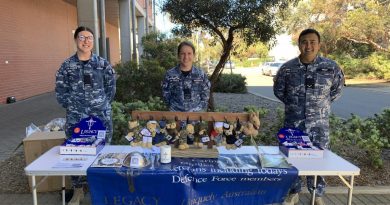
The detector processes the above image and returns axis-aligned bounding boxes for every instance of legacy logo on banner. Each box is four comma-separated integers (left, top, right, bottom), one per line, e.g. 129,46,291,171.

87,155,298,205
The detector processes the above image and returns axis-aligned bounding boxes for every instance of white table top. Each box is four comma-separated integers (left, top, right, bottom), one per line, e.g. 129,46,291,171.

25,146,360,176
218,146,360,176
286,150,360,176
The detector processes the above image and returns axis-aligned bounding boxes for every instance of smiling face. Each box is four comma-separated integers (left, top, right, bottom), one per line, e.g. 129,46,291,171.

298,33,321,63
179,45,194,71
75,30,94,57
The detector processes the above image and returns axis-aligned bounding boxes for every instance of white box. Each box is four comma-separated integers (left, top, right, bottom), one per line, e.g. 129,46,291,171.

60,140,105,155
279,145,324,158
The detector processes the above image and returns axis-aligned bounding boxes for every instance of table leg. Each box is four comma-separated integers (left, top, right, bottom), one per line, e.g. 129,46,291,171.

62,176,66,205
32,176,38,205
311,175,317,205
347,175,354,205
338,174,355,205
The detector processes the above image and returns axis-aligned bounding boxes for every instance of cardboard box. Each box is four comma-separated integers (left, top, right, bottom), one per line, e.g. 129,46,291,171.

23,131,71,192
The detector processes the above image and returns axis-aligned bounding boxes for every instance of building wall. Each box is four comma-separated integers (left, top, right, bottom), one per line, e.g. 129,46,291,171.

105,0,120,65
0,0,78,104
0,0,154,104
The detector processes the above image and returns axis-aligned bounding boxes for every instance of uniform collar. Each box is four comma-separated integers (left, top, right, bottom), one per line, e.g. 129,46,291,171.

72,52,97,62
298,55,320,65
175,65,195,75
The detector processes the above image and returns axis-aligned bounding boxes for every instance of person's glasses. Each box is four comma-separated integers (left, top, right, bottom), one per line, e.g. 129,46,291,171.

78,35,94,42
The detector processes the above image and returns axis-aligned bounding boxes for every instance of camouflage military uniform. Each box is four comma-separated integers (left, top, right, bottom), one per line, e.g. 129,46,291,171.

273,55,344,196
162,65,210,111
55,53,116,144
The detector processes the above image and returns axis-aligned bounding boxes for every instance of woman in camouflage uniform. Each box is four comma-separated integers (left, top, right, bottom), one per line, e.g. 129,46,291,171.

162,41,210,112
55,26,116,205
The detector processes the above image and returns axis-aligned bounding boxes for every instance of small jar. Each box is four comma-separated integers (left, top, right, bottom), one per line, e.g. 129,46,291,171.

160,145,171,164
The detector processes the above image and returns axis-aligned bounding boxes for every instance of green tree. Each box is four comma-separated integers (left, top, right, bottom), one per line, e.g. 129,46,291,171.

141,32,180,70
285,0,389,54
283,0,390,79
340,1,389,52
232,36,269,60
162,0,298,110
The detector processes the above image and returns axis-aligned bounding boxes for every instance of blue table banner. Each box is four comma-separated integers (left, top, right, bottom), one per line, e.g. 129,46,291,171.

87,154,298,205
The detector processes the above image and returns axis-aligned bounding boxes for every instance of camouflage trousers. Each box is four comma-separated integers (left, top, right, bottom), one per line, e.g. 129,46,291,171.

288,176,326,197
71,176,86,189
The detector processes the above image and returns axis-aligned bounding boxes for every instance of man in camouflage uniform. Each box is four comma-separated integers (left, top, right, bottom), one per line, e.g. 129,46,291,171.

162,41,210,112
274,29,344,205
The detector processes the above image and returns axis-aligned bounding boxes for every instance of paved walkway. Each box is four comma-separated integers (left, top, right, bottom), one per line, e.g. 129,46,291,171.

0,92,389,205
0,92,65,162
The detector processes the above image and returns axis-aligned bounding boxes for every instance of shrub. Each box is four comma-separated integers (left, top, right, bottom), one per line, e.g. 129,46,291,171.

115,61,166,103
213,73,247,93
367,52,390,80
330,52,390,80
111,101,130,145
243,104,389,169
330,54,368,78
111,97,167,145
115,32,180,103
124,96,168,112
330,110,390,169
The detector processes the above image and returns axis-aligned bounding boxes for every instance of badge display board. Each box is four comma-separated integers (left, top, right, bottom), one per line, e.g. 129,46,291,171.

131,111,250,122
130,111,256,158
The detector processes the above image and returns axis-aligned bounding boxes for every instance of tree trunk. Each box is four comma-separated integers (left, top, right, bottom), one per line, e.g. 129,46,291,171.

207,31,234,111
208,90,215,111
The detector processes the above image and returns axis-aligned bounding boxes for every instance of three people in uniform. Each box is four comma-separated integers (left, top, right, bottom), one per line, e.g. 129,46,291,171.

55,25,343,205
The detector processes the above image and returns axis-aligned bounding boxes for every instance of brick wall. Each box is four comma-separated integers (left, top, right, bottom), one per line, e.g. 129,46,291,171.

0,0,78,104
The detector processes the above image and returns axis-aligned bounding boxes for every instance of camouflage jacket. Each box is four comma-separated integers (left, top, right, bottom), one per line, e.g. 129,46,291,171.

55,53,116,141
162,65,210,112
273,56,344,147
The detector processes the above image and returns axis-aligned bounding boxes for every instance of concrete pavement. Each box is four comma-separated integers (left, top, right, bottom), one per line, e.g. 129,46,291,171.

0,91,389,205
0,92,66,162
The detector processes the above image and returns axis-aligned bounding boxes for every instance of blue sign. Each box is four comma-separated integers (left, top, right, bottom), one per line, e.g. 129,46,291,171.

277,127,312,148
67,116,106,145
87,155,298,205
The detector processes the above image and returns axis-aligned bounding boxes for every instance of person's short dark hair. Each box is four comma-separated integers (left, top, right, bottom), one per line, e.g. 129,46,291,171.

74,26,94,39
178,41,195,56
298,28,321,43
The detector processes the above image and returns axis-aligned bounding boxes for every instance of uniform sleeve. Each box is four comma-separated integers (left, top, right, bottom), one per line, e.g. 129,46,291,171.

273,67,286,103
104,62,116,103
198,72,211,111
55,63,70,108
161,72,171,107
330,64,345,102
